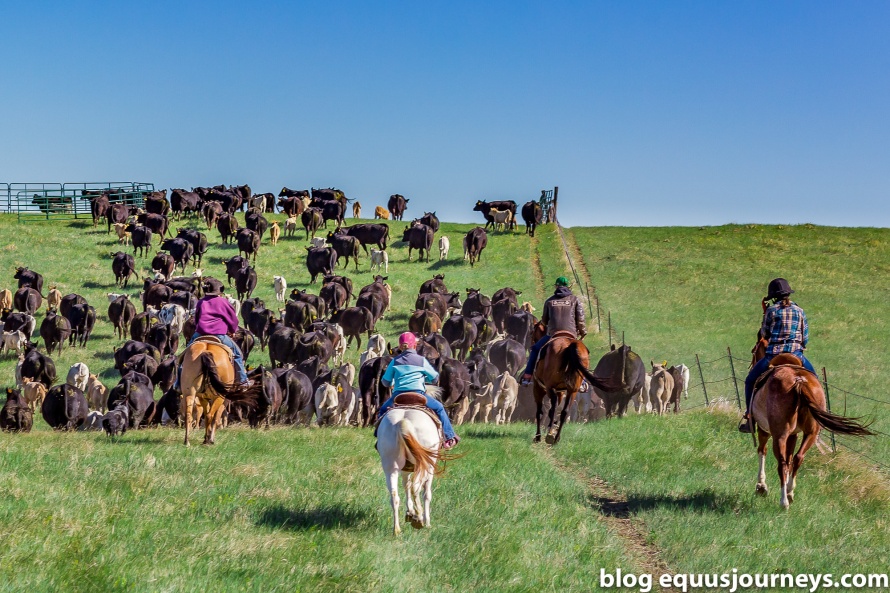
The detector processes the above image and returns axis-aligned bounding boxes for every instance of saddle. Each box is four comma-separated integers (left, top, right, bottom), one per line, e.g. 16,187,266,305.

179,336,235,365
750,356,820,419
376,392,445,471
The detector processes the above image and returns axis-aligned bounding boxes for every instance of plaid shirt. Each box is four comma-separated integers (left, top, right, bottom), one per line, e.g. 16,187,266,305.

761,301,809,355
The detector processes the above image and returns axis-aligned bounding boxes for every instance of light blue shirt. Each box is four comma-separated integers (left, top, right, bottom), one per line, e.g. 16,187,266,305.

381,349,439,394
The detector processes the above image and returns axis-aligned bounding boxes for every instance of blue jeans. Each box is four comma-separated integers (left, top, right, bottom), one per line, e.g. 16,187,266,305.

524,335,550,375
744,352,816,412
175,334,248,388
378,391,456,441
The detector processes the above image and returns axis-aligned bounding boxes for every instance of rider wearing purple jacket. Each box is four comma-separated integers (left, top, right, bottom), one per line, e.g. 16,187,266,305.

178,285,248,385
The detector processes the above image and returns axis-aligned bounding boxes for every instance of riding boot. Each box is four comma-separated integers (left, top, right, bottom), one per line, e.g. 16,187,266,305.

738,415,753,433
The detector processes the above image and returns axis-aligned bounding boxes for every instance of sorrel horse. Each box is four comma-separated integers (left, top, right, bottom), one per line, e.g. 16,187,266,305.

532,331,623,444
377,401,447,535
749,347,873,508
180,338,259,446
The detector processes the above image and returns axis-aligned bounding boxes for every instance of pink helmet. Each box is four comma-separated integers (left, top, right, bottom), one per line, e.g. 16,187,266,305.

398,332,417,349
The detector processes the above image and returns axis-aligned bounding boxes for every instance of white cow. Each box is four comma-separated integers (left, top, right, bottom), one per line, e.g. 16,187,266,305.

489,209,513,231
273,276,288,302
492,373,519,424
438,236,450,261
360,334,387,366
46,288,62,312
284,216,298,237
314,384,339,426
310,237,326,249
649,363,675,415
159,304,187,336
469,383,495,423
332,324,347,364
1,330,27,356
225,296,242,319
66,363,90,392
14,354,24,387
106,292,126,302
462,234,470,260
674,363,691,399
79,411,105,431
370,249,389,273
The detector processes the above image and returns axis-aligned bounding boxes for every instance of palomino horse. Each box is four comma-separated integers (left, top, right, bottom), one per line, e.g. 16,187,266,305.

532,332,624,444
377,393,448,535
750,352,873,508
180,338,259,446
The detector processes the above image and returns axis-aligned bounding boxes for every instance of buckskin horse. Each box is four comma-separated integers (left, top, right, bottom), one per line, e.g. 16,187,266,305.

532,332,626,444
180,337,259,446
749,348,873,508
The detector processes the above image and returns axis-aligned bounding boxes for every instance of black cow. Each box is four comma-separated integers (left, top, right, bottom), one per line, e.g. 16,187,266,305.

319,282,348,315
176,228,208,266
154,387,182,426
388,194,409,221
356,287,387,325
236,228,260,262
3,312,34,339
488,338,526,375
358,354,393,427
247,366,283,428
279,187,310,198
108,376,156,427
170,189,201,219
268,326,300,369
466,349,499,398
401,223,434,262
442,314,477,361
522,200,543,236
42,384,88,430
342,223,389,253
325,232,360,270
245,210,269,242
40,311,71,354
233,327,256,361
150,252,175,280
120,353,160,379
419,274,448,295
217,212,239,244
277,196,305,217
464,227,488,266
418,211,439,232
311,188,346,204
203,200,223,229
144,192,170,216
152,356,178,394
505,310,536,349
322,275,354,302
223,256,248,286
271,368,314,424
491,298,516,333
282,300,317,332
462,288,492,318
106,202,129,233
240,297,265,328
439,357,471,413
317,200,344,229
289,289,327,319
409,309,442,335
414,292,459,321
159,237,194,274
302,208,323,239
113,340,161,372
294,331,334,365
14,267,44,294
136,213,169,242
470,314,497,346
305,247,337,284
129,311,152,342
245,306,275,351
492,287,522,307
111,252,137,287
108,295,137,340
89,194,111,228
1,388,33,432
234,266,258,302
68,304,96,348
474,200,517,230
142,282,172,311
331,306,375,349
145,323,174,358
14,288,42,315
423,332,453,360
21,344,57,388
125,224,153,258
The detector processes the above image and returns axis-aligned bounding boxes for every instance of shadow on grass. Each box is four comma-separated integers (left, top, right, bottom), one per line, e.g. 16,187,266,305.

257,504,369,531
83,281,112,289
429,259,468,270
590,488,739,517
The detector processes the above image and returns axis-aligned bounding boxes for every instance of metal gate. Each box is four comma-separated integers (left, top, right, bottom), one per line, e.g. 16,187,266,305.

539,186,558,223
2,182,155,221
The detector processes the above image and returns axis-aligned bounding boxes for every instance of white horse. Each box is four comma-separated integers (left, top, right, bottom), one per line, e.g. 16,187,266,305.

377,388,446,536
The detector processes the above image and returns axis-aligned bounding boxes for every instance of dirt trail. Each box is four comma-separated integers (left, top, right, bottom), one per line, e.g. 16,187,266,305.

540,448,672,583
528,234,546,303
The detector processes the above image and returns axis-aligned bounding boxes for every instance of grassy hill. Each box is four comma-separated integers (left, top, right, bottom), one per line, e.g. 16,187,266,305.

0,214,887,591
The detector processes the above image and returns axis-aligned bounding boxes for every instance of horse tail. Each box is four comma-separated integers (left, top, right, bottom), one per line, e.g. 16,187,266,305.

563,340,614,392
795,377,874,437
198,352,259,410
398,418,446,477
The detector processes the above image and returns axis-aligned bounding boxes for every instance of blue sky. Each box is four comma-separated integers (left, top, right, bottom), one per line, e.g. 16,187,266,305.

2,2,888,227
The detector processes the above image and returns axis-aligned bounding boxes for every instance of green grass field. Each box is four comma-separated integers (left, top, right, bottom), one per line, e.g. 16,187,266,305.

0,214,887,591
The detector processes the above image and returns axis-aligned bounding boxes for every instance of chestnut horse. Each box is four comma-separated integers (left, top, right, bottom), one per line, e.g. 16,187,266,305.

749,351,873,508
180,338,259,446
532,331,623,444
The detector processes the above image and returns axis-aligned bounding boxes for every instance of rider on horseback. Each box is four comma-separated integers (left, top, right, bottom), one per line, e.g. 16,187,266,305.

739,278,817,433
377,332,460,449
521,277,587,385
176,285,249,388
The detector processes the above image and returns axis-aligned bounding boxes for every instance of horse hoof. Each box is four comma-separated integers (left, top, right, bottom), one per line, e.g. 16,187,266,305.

533,435,541,443
787,492,794,504
755,484,768,496
545,434,556,445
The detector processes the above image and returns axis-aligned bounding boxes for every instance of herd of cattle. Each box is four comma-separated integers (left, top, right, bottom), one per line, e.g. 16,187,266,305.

1,184,683,437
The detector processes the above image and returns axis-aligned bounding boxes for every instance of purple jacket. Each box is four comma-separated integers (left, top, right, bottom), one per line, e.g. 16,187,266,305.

195,295,238,336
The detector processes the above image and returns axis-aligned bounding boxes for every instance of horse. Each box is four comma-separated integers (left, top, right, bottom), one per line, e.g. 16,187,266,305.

749,351,873,508
180,338,260,446
376,393,448,535
532,332,626,444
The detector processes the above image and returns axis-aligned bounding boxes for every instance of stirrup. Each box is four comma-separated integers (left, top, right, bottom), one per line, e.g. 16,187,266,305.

738,418,753,434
